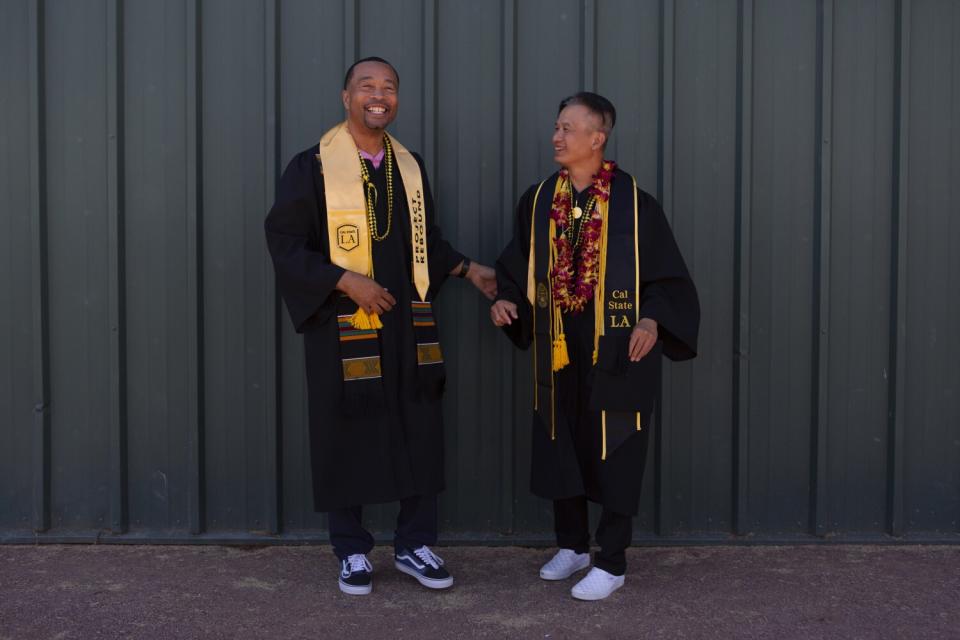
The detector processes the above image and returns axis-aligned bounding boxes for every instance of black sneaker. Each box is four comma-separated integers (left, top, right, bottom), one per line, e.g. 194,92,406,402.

394,545,454,589
338,554,372,595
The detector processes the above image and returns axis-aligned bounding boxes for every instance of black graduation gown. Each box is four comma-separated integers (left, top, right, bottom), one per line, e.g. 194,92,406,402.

264,145,463,511
495,169,700,516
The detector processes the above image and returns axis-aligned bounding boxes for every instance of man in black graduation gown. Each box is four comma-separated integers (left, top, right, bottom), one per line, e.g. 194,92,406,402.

491,92,699,601
265,57,496,596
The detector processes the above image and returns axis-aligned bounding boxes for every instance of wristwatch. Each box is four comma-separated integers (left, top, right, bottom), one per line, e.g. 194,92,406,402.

457,257,471,278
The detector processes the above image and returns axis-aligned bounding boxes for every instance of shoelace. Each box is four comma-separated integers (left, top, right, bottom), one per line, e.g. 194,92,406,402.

413,546,444,570
345,553,372,574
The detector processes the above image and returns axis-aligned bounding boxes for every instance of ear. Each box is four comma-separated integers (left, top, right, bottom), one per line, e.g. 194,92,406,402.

341,89,350,111
592,131,607,151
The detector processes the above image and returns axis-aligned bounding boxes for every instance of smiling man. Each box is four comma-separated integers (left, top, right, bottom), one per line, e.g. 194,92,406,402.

491,92,700,600
265,57,496,596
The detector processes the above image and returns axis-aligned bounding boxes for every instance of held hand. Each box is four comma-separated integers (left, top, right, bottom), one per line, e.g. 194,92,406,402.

628,318,658,361
336,271,397,315
466,262,498,300
490,300,518,327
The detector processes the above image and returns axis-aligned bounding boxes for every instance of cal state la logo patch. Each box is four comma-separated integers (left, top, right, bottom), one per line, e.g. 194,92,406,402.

536,282,549,308
337,224,360,251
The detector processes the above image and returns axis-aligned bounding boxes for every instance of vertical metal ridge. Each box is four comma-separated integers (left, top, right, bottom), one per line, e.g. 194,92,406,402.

811,0,833,538
106,0,128,535
263,0,280,536
29,0,51,534
654,0,676,537
500,0,517,533
887,0,910,538
422,0,437,187
732,0,754,537
186,0,205,535
659,0,675,213
344,0,358,62
582,0,596,91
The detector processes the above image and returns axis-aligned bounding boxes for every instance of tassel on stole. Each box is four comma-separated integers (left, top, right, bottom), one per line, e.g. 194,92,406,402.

552,333,570,372
551,303,570,372
350,307,383,330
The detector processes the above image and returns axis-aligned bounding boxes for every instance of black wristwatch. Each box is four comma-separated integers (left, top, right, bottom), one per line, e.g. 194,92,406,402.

457,257,471,278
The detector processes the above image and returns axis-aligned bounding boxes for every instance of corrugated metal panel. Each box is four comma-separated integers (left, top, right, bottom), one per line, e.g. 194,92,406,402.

123,0,194,533
1,0,958,543
825,0,895,534
0,0,38,531
901,0,960,532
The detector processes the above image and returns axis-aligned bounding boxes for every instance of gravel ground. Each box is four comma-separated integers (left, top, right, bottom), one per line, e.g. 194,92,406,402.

1,544,958,639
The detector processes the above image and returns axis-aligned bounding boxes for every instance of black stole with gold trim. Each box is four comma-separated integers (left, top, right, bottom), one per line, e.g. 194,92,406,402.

531,169,658,459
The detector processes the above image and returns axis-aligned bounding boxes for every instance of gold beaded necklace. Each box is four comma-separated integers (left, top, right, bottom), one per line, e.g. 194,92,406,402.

358,134,395,242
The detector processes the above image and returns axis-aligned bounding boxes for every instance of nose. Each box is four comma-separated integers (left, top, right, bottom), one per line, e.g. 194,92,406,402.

551,129,562,145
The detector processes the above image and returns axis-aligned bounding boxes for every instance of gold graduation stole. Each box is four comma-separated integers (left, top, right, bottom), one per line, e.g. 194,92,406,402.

318,121,430,316
317,122,443,410
528,169,652,460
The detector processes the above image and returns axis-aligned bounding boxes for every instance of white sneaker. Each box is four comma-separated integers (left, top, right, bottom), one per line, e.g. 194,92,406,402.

539,548,591,581
571,567,625,601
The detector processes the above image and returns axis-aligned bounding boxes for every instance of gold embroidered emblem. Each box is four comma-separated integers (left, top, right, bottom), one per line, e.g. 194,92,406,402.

536,282,549,308
337,224,360,251
417,343,443,365
342,356,381,380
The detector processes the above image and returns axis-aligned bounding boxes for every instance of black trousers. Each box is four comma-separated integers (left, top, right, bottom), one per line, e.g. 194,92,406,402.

327,494,438,561
554,496,632,576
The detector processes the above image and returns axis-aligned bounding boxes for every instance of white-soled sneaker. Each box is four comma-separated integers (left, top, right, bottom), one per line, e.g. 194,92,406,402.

570,566,625,601
394,546,454,589
539,548,591,581
338,553,373,595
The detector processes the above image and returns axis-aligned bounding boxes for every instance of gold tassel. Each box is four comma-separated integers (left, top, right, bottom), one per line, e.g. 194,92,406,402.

553,333,570,371
552,303,569,372
350,307,383,330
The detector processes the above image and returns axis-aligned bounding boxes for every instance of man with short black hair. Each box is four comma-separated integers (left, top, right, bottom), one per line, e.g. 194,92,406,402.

266,57,496,596
492,91,700,600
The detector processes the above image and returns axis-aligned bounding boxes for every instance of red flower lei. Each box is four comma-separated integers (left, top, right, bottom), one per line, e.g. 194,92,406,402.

549,160,616,313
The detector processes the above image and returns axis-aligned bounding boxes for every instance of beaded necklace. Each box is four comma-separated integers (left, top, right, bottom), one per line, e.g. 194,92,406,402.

357,134,395,241
567,183,598,252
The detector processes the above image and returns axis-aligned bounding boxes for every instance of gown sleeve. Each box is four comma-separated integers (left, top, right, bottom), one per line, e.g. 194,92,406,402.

493,184,539,350
636,190,700,361
264,148,346,332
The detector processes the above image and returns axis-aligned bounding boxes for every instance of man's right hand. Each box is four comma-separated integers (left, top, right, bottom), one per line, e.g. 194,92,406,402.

490,300,518,327
336,271,396,314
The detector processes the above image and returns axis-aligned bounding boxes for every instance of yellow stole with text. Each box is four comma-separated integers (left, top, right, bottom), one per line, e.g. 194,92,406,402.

317,122,444,411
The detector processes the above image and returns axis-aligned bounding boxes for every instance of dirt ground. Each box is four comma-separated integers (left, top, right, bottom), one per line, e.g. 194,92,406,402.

1,544,958,639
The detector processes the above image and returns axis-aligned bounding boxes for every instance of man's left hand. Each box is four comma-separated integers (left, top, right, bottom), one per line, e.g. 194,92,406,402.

628,318,658,361
466,262,498,300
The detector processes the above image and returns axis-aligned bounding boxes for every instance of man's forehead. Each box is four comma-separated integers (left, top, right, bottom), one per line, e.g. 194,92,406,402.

351,62,398,84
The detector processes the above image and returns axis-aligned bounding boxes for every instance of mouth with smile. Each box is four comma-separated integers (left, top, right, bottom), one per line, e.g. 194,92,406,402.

365,103,390,116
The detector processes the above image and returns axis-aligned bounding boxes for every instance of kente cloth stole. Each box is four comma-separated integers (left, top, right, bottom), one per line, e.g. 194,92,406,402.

528,170,642,460
317,122,441,408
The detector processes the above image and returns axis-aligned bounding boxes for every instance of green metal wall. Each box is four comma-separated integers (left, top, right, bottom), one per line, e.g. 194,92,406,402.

1,0,958,543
